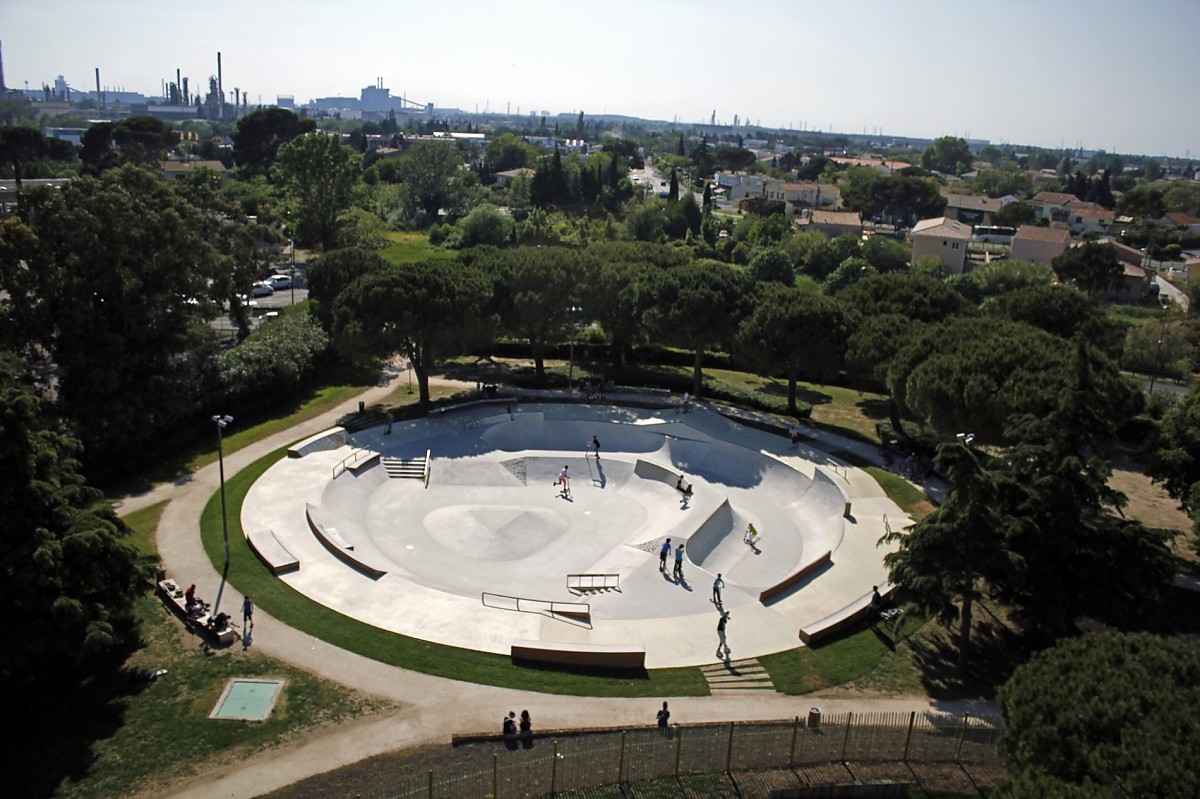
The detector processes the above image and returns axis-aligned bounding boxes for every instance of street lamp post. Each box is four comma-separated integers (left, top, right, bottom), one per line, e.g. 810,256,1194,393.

210,414,234,619
289,239,296,306
565,305,582,396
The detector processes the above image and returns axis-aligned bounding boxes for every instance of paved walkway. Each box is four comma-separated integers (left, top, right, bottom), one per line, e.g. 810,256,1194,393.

132,377,976,799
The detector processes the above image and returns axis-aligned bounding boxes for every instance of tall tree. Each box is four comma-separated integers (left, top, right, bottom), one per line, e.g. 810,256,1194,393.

331,261,492,405
883,439,1011,675
735,285,852,414
920,136,973,175
0,126,48,195
305,247,389,331
231,107,316,177
644,260,753,397
272,132,361,250
0,351,155,683
1051,241,1123,296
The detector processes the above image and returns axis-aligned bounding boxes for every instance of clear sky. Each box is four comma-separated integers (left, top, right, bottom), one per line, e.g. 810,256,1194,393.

4,0,1198,157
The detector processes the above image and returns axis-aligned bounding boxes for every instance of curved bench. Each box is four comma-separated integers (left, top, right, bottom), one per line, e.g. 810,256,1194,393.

288,427,347,458
305,503,389,578
511,640,646,669
758,549,832,603
246,528,300,574
798,583,895,645
428,396,518,415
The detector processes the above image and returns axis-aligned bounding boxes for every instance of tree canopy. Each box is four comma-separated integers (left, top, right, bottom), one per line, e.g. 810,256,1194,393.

273,132,362,249
231,107,317,177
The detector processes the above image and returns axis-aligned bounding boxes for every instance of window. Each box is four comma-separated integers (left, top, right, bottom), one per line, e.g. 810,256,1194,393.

952,242,960,250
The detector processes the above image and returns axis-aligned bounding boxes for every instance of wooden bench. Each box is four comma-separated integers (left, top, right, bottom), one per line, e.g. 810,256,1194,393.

511,640,646,669
798,584,895,645
246,528,300,575
305,504,388,578
157,579,237,645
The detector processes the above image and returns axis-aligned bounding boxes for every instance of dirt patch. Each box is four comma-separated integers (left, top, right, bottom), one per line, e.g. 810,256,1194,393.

1109,459,1196,562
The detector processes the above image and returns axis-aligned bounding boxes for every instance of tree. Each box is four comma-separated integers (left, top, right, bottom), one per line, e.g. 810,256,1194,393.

305,247,389,330
668,169,679,201
0,126,48,195
483,132,536,173
748,247,793,285
455,203,513,248
824,257,876,294
1117,184,1166,218
735,286,852,414
2,166,223,480
231,107,316,177
984,284,1117,348
486,247,586,379
107,116,177,168
332,261,492,404
1143,158,1163,181
859,235,910,274
714,145,756,173
582,257,658,372
839,272,972,323
645,261,753,397
996,632,1200,799
882,439,1011,675
991,201,1039,229
920,136,973,175
1147,382,1200,520
273,132,361,249
1051,242,1123,295
0,351,154,683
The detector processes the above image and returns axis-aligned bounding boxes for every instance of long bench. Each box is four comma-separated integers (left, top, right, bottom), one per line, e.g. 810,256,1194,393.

305,503,388,578
511,640,646,669
758,549,833,603
246,528,300,575
798,584,895,645
157,578,237,645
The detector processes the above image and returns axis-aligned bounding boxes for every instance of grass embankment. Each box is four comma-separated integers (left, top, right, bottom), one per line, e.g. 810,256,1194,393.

379,230,456,264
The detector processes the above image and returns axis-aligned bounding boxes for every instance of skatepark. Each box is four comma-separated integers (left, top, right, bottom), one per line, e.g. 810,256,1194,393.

240,402,908,668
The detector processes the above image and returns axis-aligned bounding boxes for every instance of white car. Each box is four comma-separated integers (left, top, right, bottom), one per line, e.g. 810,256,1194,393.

251,282,274,297
266,274,292,291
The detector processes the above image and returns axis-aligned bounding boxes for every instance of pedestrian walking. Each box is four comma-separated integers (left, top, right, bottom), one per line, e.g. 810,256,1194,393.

712,574,724,604
659,538,672,571
242,595,254,629
557,465,571,497
591,435,601,460
657,701,671,735
673,543,685,579
384,411,394,434
868,585,882,624
717,611,730,658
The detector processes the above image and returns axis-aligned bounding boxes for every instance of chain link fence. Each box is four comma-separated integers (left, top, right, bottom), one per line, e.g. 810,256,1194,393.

367,711,1003,799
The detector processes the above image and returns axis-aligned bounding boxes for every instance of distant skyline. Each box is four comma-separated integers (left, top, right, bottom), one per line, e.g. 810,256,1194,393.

3,0,1199,157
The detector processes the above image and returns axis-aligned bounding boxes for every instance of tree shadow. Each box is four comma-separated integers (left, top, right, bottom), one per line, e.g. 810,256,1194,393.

856,397,893,421
749,379,833,407
908,619,1033,700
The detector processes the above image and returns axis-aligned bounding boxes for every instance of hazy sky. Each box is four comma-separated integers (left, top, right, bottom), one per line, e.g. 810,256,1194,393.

4,0,1198,157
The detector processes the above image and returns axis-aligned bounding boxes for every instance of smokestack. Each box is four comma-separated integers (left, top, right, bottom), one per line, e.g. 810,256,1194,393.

217,51,224,119
1,42,7,92
95,67,101,109
182,77,189,106
176,68,182,106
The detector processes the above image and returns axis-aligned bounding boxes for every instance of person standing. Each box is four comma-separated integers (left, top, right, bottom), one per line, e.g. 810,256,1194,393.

712,574,724,604
659,538,671,571
591,435,601,460
717,611,730,658
384,411,394,434
242,596,254,630
673,543,685,580
519,709,533,748
656,701,671,735
557,465,570,497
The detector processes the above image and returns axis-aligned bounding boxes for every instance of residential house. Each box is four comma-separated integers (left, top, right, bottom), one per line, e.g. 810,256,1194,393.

1028,191,1078,223
495,168,534,187
941,192,1011,225
1010,226,1072,264
829,156,908,173
1103,263,1153,304
910,216,973,273
723,174,783,203
1099,238,1148,269
1159,211,1200,234
1069,207,1116,235
161,159,229,181
796,209,863,239
765,182,842,214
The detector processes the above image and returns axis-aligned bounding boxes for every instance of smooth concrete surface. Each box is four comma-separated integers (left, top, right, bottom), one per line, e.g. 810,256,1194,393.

241,403,905,668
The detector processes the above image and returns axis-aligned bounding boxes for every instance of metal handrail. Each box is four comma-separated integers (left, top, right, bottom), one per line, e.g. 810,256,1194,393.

332,447,374,479
566,573,620,592
481,592,590,617
423,448,431,488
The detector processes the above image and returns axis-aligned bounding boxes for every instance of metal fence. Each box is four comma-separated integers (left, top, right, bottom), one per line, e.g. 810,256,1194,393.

369,711,1002,799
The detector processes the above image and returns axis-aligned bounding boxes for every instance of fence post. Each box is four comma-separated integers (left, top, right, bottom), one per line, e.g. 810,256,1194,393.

955,714,971,764
840,711,853,761
725,721,735,773
551,740,559,795
902,711,916,762
789,716,800,768
493,753,499,799
675,726,683,777
427,770,433,799
618,730,626,784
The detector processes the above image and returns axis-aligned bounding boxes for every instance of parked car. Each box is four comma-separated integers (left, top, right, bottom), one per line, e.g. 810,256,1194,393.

266,274,292,290
251,282,274,297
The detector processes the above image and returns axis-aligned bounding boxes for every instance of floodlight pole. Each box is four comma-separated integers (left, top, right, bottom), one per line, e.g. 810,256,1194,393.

566,305,582,396
211,414,234,619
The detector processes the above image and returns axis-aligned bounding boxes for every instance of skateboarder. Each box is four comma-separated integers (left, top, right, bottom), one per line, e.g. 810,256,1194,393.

557,465,571,497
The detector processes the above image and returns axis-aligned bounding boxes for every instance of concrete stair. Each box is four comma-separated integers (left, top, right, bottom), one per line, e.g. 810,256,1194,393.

701,658,776,694
382,455,427,480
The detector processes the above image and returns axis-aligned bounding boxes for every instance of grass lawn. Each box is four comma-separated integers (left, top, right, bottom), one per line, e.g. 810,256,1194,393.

379,231,456,265
41,502,395,799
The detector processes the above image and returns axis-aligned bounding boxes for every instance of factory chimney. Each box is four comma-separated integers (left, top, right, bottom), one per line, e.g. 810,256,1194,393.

95,67,102,109
182,77,189,107
177,68,182,105
1,41,7,92
217,51,224,119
